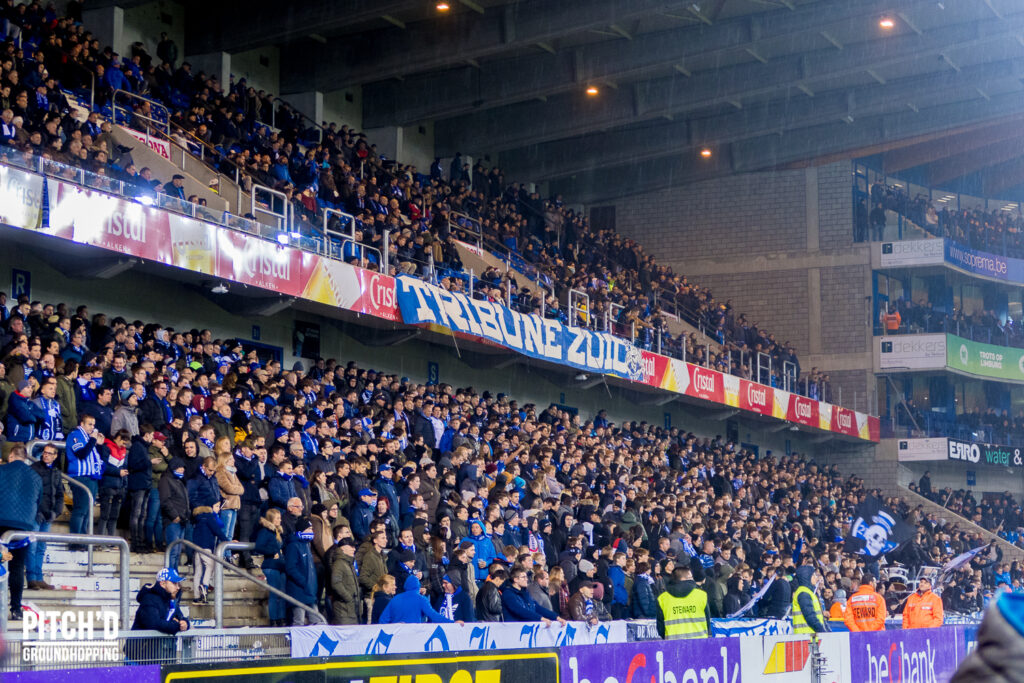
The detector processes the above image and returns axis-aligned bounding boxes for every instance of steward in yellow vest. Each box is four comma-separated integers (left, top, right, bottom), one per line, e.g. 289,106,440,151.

791,566,830,634
657,566,710,639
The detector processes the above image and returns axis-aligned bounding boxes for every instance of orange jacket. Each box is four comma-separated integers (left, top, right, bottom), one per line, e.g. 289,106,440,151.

829,601,846,621
903,590,943,629
845,586,887,631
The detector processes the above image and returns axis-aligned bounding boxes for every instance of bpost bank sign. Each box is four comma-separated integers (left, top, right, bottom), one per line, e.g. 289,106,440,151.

948,438,1024,468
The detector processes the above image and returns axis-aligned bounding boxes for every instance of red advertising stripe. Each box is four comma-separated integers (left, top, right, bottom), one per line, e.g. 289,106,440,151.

739,379,774,416
352,268,400,321
51,181,172,262
214,229,304,296
687,365,724,403
787,394,819,427
831,405,859,437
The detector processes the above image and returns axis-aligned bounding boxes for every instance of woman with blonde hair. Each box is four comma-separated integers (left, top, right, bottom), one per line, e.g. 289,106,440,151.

215,450,244,557
548,565,570,619
370,574,397,624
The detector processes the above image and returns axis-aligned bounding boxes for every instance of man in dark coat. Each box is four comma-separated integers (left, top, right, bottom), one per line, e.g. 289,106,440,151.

330,538,360,625
0,444,41,619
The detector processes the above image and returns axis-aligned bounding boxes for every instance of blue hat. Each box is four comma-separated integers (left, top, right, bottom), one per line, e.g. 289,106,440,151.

359,488,376,498
378,463,391,472
157,567,183,583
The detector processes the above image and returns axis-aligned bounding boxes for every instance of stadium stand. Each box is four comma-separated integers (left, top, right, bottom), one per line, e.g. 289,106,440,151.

0,293,1009,629
0,1,829,402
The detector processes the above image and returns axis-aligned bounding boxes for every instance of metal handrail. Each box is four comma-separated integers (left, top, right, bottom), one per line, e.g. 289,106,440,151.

61,473,96,576
164,539,325,627
21,440,96,575
252,183,289,233
0,530,129,634
111,89,171,137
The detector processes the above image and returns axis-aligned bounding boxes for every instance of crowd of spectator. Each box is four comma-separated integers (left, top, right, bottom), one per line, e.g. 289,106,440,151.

0,293,1007,628
863,179,1024,258
0,0,839,403
879,297,1024,350
912,472,1024,567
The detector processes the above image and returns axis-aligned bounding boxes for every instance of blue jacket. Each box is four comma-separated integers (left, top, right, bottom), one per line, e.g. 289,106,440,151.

0,460,41,530
100,444,128,491
609,565,629,606
252,523,283,571
630,575,658,618
351,500,375,541
466,522,496,581
234,453,262,505
374,477,398,516
187,469,222,509
5,392,44,442
379,575,452,624
501,584,559,622
268,472,294,509
66,425,104,480
284,536,317,605
433,586,475,622
192,508,228,551
131,583,188,633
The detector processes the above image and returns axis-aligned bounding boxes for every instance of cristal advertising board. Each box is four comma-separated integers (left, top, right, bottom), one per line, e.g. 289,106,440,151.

948,438,1024,468
878,335,947,371
946,334,1024,382
162,651,560,683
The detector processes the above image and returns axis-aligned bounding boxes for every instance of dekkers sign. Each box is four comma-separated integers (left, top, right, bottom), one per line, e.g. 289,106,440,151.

878,335,946,371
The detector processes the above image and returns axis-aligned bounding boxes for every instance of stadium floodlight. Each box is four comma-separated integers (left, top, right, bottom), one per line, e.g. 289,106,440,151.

276,233,290,245
879,17,895,29
137,195,153,206
436,2,450,11
211,282,229,294
575,372,589,381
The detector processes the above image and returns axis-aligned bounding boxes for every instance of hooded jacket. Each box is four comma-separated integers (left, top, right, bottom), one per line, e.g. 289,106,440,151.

434,584,475,622
131,582,188,633
379,575,452,624
192,506,228,551
656,578,710,638
284,532,317,606
466,520,497,581
793,566,829,633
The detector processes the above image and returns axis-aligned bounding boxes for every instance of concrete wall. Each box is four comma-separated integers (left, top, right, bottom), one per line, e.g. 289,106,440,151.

323,87,363,132
0,233,861,461
230,46,280,97
122,0,184,61
602,161,874,411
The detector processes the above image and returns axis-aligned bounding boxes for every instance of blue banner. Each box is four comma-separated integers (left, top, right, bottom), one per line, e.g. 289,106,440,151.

396,276,650,381
710,617,792,637
945,241,1023,282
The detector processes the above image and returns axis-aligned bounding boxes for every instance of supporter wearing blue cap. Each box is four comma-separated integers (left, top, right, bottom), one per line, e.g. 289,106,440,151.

132,567,189,633
351,488,377,541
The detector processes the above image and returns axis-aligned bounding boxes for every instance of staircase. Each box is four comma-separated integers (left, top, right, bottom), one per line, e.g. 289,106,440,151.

9,518,269,633
900,486,1024,563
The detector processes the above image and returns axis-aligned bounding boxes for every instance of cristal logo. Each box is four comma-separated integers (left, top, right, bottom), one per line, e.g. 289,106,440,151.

747,384,767,408
369,274,396,310
694,370,716,394
795,400,812,419
105,210,146,242
838,411,852,430
244,249,289,280
959,345,968,366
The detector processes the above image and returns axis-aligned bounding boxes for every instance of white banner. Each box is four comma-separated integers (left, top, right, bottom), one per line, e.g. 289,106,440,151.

711,618,792,637
123,127,172,162
290,620,628,658
739,632,851,683
879,239,945,267
878,334,947,371
897,437,949,462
